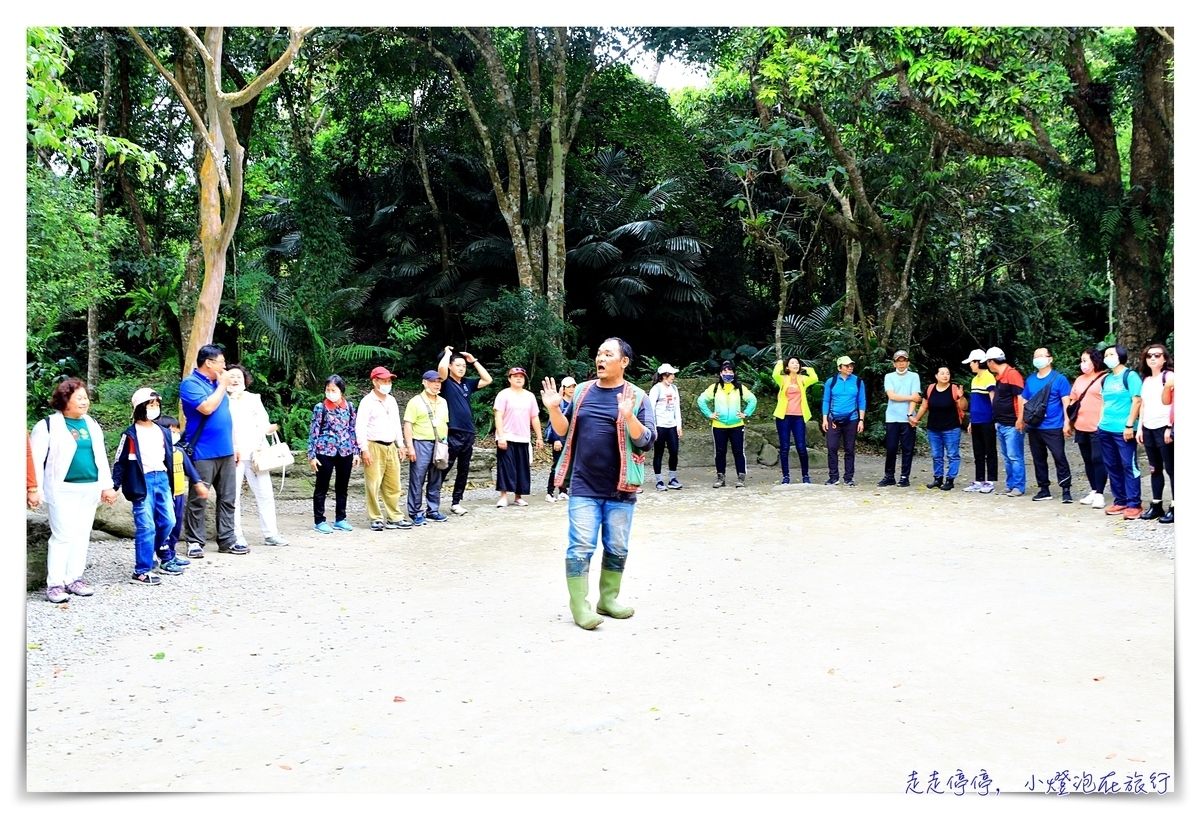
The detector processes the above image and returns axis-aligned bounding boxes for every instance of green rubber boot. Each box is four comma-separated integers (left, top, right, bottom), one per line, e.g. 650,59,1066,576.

567,575,602,630
595,569,634,618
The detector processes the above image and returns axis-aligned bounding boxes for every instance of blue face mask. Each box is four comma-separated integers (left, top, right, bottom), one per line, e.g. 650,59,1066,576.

721,373,734,383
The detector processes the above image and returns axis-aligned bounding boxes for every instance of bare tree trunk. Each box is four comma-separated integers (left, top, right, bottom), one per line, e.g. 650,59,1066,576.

87,31,113,398
115,43,153,256
843,237,864,331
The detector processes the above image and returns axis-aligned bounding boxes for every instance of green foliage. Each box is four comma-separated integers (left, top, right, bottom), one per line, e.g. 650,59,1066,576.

463,288,577,380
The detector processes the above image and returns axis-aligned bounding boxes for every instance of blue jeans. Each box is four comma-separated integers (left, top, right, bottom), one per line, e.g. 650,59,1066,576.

995,423,1026,492
1098,430,1141,508
775,415,809,477
133,471,175,575
927,428,962,479
565,495,635,576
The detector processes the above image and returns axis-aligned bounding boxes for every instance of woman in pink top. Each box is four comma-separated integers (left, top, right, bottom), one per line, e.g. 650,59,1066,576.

493,367,543,507
1068,348,1108,509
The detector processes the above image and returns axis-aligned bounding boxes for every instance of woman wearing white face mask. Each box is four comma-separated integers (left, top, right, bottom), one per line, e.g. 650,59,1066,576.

226,364,288,546
1067,348,1108,508
308,374,361,533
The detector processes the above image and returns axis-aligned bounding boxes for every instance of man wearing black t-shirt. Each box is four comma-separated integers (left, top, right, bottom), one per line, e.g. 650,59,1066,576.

541,338,656,630
437,346,493,515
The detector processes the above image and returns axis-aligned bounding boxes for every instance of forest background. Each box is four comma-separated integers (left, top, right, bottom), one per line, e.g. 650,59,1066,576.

23,24,1174,451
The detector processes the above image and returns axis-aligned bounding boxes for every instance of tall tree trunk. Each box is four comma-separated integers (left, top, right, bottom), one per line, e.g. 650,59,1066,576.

115,42,153,256
87,30,113,399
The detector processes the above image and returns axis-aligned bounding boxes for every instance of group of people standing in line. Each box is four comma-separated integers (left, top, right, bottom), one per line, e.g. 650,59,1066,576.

27,335,1173,627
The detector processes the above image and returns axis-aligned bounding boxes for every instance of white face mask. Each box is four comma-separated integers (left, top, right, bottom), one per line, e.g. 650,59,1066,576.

325,391,341,402
227,383,245,394
377,383,392,395
146,406,161,421
1104,356,1119,370
171,431,181,444
1032,357,1050,371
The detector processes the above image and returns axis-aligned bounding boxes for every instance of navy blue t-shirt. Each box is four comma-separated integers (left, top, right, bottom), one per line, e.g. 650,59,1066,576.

442,377,481,432
564,384,655,501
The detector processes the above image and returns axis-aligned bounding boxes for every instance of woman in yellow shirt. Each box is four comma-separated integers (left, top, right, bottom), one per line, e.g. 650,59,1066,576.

772,357,819,483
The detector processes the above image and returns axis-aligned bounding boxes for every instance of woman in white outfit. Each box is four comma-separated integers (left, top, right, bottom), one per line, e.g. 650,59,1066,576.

648,363,684,490
29,378,118,602
226,365,288,546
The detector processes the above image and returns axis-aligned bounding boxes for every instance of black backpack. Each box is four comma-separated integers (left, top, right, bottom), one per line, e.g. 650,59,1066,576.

1022,382,1053,427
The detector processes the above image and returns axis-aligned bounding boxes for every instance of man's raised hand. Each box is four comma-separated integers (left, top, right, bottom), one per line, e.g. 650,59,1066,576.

540,377,561,410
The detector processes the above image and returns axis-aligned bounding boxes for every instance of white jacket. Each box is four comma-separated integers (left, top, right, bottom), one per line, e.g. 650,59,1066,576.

29,412,113,506
228,391,271,457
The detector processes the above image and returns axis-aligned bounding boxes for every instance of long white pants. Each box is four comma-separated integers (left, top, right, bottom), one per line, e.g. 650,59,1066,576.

233,460,279,544
45,481,100,587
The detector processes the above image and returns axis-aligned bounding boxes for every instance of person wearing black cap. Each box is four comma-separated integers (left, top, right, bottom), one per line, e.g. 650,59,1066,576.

437,346,494,515
697,360,758,488
403,370,451,524
355,365,410,530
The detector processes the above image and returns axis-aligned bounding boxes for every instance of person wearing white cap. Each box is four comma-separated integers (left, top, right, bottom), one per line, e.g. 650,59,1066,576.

879,350,921,487
545,376,578,501
226,364,289,547
112,388,208,585
648,364,684,490
29,378,119,603
961,348,998,493
985,346,1027,496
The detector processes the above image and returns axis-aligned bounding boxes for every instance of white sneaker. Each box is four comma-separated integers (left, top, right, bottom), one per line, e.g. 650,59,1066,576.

963,481,982,492
514,498,529,507
979,482,995,494
1079,490,1097,504
545,493,557,503
496,496,508,508
1092,494,1107,509
450,503,468,516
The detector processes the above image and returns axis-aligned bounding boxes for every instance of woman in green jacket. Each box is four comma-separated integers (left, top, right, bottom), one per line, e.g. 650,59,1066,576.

772,357,819,483
697,360,757,488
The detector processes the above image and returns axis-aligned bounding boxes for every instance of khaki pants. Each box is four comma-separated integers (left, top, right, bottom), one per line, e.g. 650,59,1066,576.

364,440,403,522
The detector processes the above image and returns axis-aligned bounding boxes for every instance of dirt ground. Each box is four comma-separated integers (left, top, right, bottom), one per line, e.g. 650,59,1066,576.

24,451,1174,797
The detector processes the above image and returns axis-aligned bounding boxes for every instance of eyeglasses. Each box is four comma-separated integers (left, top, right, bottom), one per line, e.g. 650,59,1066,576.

1147,352,1164,358
840,364,854,368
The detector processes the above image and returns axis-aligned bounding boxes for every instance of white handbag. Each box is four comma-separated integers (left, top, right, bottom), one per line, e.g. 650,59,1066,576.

251,432,296,473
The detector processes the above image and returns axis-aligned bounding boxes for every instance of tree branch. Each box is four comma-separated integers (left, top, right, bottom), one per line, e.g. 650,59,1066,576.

221,27,313,108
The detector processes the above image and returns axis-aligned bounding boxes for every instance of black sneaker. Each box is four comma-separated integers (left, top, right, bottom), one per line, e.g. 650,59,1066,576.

385,519,413,530
926,477,943,489
825,478,839,485
877,477,896,487
802,475,811,484
897,477,910,487
1032,488,1053,501
843,479,856,486
1061,490,1073,504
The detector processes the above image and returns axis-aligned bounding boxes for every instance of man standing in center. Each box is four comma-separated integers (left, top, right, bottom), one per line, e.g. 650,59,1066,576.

986,346,1027,497
541,338,656,631
1018,347,1074,503
879,350,921,487
437,346,493,515
355,365,411,531
403,370,451,525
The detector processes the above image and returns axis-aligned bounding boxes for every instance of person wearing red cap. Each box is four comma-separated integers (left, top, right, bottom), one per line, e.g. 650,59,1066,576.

355,365,410,530
493,367,543,506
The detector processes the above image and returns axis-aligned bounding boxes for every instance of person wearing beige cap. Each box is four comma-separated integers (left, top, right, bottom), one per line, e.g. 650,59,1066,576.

879,350,921,487
355,365,410,530
545,376,577,501
961,348,998,493
821,355,867,485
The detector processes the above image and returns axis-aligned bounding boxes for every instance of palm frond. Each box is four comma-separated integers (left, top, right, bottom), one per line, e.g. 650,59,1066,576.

566,240,623,269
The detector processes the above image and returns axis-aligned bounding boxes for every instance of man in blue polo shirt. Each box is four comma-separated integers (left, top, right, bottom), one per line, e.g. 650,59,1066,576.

821,355,867,485
1018,346,1074,503
179,344,245,557
437,345,493,515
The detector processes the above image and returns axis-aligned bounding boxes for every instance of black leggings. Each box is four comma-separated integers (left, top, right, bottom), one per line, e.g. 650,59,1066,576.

712,426,746,475
654,426,680,474
970,421,998,482
1143,425,1174,502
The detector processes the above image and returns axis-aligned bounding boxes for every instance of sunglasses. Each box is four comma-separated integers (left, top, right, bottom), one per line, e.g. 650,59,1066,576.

1146,352,1164,358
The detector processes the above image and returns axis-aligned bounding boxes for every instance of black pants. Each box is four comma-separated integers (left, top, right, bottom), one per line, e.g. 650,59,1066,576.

1027,426,1072,489
1143,425,1174,501
825,418,858,481
185,454,237,548
313,453,353,524
446,428,475,505
547,443,565,494
970,421,998,482
1073,429,1107,493
653,426,680,474
712,426,746,475
883,422,915,480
